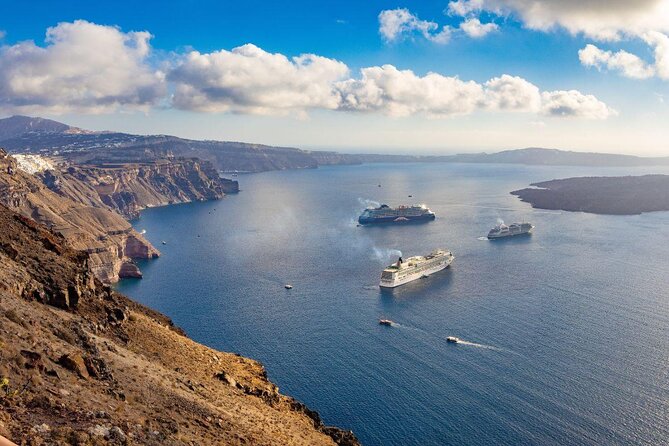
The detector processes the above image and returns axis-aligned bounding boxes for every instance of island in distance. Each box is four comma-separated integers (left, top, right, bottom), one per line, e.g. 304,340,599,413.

512,175,669,215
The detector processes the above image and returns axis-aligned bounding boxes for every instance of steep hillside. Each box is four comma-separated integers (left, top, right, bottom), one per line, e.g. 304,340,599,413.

0,203,359,445
0,149,158,282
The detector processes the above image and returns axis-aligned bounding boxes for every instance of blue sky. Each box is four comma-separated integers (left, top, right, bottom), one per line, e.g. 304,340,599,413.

1,0,668,154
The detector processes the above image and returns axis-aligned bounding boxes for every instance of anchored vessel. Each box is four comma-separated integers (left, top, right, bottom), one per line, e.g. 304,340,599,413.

487,222,534,239
379,249,454,288
358,204,435,225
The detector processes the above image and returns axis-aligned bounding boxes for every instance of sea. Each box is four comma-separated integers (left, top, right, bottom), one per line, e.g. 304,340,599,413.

116,162,669,446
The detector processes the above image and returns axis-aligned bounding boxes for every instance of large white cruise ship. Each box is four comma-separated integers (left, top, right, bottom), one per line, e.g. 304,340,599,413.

487,222,534,239
379,249,454,288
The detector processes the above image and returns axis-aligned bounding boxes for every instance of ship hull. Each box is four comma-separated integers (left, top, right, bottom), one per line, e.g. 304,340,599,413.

358,213,435,225
487,228,533,239
379,256,453,288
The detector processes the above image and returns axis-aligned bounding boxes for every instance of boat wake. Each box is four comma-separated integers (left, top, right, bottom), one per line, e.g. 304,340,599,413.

453,340,502,351
388,322,424,332
477,236,489,241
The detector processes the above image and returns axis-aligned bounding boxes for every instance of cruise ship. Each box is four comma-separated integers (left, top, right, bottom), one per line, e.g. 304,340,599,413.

358,204,435,225
379,249,454,288
487,222,534,239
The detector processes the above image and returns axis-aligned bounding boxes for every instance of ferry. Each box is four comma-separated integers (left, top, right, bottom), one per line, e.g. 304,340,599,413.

487,222,534,239
358,204,436,225
379,249,454,288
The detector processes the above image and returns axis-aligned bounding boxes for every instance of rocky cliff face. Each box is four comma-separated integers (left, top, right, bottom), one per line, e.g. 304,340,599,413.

0,149,159,283
40,158,234,220
0,203,359,446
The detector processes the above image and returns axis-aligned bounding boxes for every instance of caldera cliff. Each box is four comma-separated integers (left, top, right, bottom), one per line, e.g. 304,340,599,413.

0,149,158,283
40,157,237,220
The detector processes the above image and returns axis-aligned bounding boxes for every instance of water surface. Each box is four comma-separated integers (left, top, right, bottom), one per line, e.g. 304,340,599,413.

117,163,669,445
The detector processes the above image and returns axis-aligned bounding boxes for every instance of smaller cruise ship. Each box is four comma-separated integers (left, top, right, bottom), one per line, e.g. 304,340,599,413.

379,249,454,288
358,204,435,225
487,222,534,239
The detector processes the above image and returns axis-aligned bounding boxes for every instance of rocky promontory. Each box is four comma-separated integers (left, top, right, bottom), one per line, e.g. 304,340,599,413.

512,175,669,215
0,203,359,445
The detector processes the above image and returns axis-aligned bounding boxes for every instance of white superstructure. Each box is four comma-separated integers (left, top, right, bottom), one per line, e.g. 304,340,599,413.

487,222,533,239
379,249,454,288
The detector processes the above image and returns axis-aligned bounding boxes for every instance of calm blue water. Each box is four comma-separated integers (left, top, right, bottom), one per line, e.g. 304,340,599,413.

117,163,669,446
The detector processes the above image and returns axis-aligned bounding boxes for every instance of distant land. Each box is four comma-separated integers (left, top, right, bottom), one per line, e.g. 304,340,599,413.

2,115,669,172
512,175,669,215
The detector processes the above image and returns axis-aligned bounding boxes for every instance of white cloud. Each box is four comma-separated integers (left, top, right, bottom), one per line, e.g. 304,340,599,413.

643,31,669,79
541,90,615,119
0,22,613,120
578,44,655,79
378,8,452,44
484,75,541,111
448,1,669,81
169,44,349,115
0,20,165,114
0,30,6,40
459,18,499,38
335,66,610,119
336,65,484,117
446,0,669,41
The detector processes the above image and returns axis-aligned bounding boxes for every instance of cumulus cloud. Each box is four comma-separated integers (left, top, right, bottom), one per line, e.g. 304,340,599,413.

335,66,610,119
0,20,165,114
446,0,669,41
0,22,613,120
336,65,484,117
483,75,541,111
541,90,614,119
643,31,669,79
578,44,655,79
378,8,451,44
447,1,669,81
459,18,499,38
169,44,349,115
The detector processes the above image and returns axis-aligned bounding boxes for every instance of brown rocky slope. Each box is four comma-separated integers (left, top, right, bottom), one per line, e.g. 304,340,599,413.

0,149,158,283
0,203,359,445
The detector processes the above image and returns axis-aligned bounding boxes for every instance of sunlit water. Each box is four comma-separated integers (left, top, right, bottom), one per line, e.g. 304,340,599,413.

117,163,669,445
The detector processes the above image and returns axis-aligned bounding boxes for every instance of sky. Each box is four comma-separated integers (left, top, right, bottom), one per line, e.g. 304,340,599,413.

0,0,668,155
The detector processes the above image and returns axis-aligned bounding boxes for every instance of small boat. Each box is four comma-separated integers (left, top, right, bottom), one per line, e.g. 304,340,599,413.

446,336,460,343
408,195,413,197
378,184,382,187
379,319,393,326
284,284,293,289
161,241,167,245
